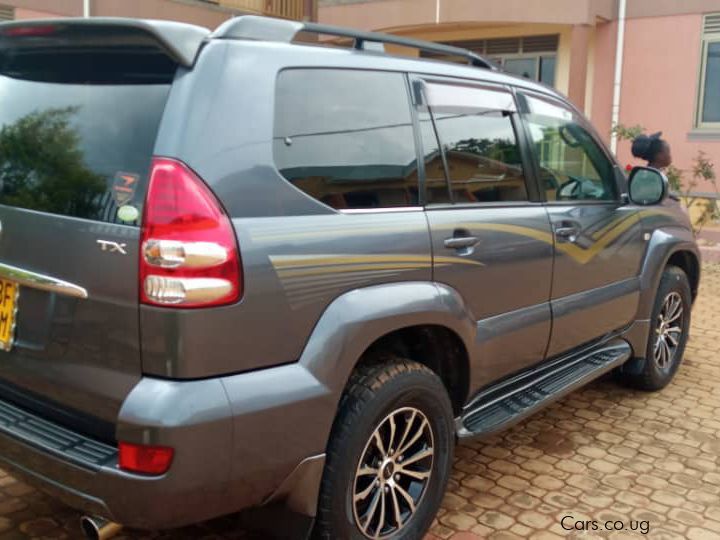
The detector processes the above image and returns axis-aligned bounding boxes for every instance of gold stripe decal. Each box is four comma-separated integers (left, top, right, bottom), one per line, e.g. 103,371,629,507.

438,210,655,266
269,209,660,309
270,254,438,310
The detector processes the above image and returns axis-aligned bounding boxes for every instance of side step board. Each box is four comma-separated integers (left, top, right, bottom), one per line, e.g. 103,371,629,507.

457,338,632,439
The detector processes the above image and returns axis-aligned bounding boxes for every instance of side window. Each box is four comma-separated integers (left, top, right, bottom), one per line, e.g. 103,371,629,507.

520,93,617,202
274,69,418,210
416,110,449,204
419,81,528,204
697,15,720,127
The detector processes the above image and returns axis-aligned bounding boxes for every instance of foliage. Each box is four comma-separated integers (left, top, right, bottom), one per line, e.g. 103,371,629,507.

678,151,720,235
665,164,683,192
453,137,518,160
0,107,105,218
611,123,646,142
613,123,719,236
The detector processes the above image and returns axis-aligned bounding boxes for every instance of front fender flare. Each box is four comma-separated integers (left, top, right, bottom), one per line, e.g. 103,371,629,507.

636,226,699,321
624,226,699,371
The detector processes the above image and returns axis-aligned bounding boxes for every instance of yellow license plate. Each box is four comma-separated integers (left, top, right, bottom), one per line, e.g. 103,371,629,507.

0,279,18,351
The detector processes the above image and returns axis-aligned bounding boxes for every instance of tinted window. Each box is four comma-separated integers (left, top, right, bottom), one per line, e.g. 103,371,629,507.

540,57,556,86
421,82,527,204
520,93,616,202
0,76,169,224
417,111,450,204
504,58,537,80
702,41,720,123
274,69,418,210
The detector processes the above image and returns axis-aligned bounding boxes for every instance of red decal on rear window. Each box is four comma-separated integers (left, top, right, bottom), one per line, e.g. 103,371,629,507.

112,172,140,206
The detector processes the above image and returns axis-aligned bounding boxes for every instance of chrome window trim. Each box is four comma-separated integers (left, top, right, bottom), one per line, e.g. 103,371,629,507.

424,200,545,211
542,200,624,207
339,207,424,214
0,262,87,299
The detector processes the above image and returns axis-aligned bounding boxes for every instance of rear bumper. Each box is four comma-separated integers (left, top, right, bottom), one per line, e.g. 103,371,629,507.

0,385,240,530
0,432,239,530
0,365,333,530
0,430,110,519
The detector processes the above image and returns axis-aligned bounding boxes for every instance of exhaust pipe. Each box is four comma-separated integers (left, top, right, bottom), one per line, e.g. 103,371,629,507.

80,516,123,540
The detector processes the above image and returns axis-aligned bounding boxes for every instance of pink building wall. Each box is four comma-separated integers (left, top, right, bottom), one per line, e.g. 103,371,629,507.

616,14,719,193
590,21,617,145
15,7,63,18
320,0,436,31
13,1,232,27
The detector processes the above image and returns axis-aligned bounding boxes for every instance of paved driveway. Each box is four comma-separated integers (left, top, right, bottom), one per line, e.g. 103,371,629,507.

0,265,718,540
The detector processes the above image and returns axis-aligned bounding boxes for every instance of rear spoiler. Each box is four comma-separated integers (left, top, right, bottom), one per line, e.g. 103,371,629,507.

0,17,210,68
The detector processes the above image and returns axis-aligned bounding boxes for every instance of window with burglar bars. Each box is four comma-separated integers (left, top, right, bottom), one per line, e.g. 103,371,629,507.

0,5,14,21
697,13,720,128
213,0,306,20
421,34,559,87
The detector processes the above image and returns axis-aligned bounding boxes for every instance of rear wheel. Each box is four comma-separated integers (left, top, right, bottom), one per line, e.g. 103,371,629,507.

621,265,691,391
314,358,454,540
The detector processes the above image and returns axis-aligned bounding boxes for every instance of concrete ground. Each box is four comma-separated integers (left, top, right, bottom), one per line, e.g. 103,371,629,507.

699,225,720,264
0,265,718,539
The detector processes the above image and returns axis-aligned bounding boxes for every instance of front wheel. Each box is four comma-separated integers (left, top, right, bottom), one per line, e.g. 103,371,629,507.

314,358,454,540
621,265,692,391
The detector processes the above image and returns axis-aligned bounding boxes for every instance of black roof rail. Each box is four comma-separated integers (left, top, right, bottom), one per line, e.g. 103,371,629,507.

212,15,495,70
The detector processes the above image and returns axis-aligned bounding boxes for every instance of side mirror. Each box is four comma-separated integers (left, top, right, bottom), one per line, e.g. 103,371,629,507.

559,124,581,148
628,166,668,205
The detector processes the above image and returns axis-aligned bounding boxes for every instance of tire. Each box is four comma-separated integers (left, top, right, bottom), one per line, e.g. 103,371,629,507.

314,357,454,540
621,265,692,391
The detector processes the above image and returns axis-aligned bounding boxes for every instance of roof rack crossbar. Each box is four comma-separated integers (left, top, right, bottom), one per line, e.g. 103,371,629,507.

212,16,495,70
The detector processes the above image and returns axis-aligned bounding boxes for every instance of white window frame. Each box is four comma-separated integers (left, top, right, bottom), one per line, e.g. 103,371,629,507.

0,5,14,21
696,15,720,129
491,53,557,86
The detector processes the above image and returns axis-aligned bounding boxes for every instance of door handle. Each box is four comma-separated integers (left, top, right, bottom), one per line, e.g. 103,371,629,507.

444,236,478,249
554,222,580,243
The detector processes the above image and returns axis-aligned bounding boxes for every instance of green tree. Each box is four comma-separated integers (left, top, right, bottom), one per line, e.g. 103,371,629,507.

0,107,105,218
611,123,645,142
453,137,520,164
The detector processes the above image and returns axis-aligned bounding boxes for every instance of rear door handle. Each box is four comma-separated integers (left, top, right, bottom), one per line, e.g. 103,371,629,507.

444,236,478,249
554,222,581,243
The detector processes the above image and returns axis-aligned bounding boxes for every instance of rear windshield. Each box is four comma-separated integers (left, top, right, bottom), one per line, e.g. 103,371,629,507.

0,76,170,225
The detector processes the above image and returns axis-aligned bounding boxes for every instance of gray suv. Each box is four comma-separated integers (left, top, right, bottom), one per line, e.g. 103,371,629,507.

0,14,700,540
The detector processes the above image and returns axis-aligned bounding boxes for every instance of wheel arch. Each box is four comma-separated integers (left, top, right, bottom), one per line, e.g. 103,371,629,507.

624,226,700,369
666,249,700,302
297,281,476,418
267,282,475,520
302,280,474,384
356,324,470,415
636,227,700,321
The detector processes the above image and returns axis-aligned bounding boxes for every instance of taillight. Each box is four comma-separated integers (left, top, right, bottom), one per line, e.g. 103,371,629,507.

3,25,58,37
118,442,174,475
140,157,242,308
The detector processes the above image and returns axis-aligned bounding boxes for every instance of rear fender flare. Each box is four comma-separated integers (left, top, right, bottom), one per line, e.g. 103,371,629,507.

299,281,476,397
262,281,476,516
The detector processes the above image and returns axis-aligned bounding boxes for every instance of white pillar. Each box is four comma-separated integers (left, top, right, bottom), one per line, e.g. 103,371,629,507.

83,0,90,18
610,0,627,155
